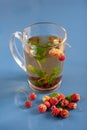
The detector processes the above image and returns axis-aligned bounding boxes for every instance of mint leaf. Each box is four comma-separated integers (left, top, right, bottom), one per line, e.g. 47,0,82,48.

49,92,58,98
35,57,46,62
66,94,72,102
27,65,45,77
35,47,46,58
52,67,61,76
48,67,60,85
28,41,40,46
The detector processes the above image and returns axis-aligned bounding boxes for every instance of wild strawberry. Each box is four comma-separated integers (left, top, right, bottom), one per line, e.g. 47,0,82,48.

71,93,80,102
60,109,69,118
49,97,59,106
44,101,51,109
49,48,59,57
51,105,56,110
51,107,60,116
57,93,65,101
38,104,47,113
60,99,69,107
25,100,32,108
68,102,77,110
58,53,65,61
42,95,50,102
29,93,37,100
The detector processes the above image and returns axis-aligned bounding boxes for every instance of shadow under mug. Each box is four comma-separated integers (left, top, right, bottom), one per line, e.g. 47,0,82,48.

10,22,67,93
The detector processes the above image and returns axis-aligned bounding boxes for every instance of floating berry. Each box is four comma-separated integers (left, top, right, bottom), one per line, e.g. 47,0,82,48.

38,104,47,113
60,99,69,107
25,100,32,108
51,107,60,116
49,48,59,57
71,93,80,102
29,93,37,100
42,95,50,102
57,93,65,101
68,102,77,110
60,109,69,118
49,97,59,106
58,53,65,61
44,101,51,109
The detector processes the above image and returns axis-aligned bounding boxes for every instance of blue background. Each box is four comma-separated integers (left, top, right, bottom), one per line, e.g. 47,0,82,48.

0,0,87,130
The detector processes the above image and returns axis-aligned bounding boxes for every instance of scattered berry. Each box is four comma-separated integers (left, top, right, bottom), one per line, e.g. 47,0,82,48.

49,97,59,106
52,107,60,116
29,93,37,100
44,101,51,109
60,99,69,107
71,93,80,102
57,93,65,101
38,104,47,113
60,109,69,118
68,102,77,110
42,95,50,102
25,100,32,108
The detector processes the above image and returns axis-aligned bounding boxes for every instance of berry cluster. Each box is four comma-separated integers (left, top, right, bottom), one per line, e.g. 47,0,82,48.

38,93,80,118
49,48,65,61
25,93,37,108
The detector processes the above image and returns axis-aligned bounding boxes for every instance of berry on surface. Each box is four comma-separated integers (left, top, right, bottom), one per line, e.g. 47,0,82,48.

68,102,77,110
25,100,32,108
49,97,59,106
51,107,60,116
60,99,69,107
57,93,65,101
71,93,80,102
42,95,50,102
44,101,51,109
60,109,69,118
29,93,37,100
38,104,47,113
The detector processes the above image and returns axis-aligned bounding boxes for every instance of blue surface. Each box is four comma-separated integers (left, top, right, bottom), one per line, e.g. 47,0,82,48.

0,0,87,130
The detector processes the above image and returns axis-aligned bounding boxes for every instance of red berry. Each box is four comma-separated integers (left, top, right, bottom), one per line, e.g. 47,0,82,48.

51,107,60,116
38,104,47,113
44,101,51,109
42,95,50,102
57,93,65,101
49,97,58,105
71,93,80,102
29,93,37,100
60,109,69,118
68,102,77,110
58,53,65,61
51,105,56,110
60,99,69,107
25,100,32,108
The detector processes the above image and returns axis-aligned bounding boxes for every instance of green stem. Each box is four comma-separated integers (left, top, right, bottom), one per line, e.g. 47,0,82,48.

36,60,43,70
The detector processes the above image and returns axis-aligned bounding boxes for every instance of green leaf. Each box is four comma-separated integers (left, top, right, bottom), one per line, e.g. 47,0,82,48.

66,94,72,102
27,65,45,77
47,67,60,85
27,65,36,74
49,92,58,98
35,57,46,62
52,67,61,76
36,47,46,57
28,41,40,46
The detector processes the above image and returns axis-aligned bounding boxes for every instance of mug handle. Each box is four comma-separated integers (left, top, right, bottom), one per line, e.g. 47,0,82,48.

9,31,26,71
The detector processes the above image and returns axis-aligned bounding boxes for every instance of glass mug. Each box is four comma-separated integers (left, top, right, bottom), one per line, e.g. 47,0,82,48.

10,22,67,92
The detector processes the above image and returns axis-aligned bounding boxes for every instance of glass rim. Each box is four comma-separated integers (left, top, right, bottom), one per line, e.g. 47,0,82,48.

23,22,67,44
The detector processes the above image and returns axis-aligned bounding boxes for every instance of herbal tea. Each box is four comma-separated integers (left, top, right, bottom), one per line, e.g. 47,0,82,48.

24,36,65,92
